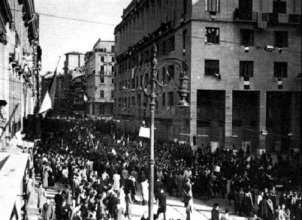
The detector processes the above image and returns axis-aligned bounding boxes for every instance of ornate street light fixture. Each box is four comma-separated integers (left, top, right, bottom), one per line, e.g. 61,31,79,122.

142,44,189,220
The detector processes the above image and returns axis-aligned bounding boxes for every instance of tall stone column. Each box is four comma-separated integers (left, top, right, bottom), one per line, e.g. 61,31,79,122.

259,91,267,150
225,89,233,148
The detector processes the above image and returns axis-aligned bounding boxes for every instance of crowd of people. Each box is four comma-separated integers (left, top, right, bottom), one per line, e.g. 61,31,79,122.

32,118,301,220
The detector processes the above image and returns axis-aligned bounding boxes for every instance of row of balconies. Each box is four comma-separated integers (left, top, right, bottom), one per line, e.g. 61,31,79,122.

234,10,301,25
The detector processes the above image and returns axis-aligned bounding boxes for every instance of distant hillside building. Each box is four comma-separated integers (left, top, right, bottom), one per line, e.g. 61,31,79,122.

85,39,115,117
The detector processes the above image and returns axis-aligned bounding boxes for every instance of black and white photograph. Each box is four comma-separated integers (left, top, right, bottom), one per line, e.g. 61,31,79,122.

0,0,301,220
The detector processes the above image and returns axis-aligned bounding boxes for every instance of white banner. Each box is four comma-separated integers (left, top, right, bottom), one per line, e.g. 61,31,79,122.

139,127,150,138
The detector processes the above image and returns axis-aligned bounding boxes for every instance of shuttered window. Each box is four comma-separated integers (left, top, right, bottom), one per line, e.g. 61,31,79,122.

205,0,220,13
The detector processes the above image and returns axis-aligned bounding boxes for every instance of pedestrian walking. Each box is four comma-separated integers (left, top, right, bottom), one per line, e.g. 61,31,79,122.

155,189,167,220
211,203,220,220
37,182,46,215
42,198,54,220
183,178,193,220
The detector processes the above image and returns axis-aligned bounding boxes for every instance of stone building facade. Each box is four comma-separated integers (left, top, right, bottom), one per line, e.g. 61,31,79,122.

62,52,85,115
0,0,39,140
114,0,301,153
85,39,115,117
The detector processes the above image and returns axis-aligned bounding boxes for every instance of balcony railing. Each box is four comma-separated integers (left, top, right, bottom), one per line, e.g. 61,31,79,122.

234,10,301,25
264,13,302,25
289,14,302,24
233,9,258,22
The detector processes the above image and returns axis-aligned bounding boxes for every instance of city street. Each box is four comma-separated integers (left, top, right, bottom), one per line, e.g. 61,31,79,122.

27,175,247,220
0,1,301,220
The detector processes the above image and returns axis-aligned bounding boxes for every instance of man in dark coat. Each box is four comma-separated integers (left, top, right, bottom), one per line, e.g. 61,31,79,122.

258,195,269,220
42,198,54,220
211,203,220,220
156,189,167,220
154,177,163,201
124,178,134,218
54,190,63,220
61,199,72,220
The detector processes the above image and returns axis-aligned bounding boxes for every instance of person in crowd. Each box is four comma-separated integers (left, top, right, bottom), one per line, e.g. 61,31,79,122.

54,190,63,220
211,203,220,220
156,189,167,220
42,198,54,220
183,177,193,220
37,182,46,215
141,178,149,206
220,209,230,220
61,197,72,220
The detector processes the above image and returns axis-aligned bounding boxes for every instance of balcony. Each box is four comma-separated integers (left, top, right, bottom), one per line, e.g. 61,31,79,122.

289,14,302,24
265,13,302,25
233,9,258,22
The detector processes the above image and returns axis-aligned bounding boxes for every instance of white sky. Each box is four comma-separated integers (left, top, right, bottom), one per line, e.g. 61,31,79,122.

35,0,132,74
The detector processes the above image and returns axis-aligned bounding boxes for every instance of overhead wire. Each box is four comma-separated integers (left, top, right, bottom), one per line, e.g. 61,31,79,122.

3,7,300,140
3,7,301,54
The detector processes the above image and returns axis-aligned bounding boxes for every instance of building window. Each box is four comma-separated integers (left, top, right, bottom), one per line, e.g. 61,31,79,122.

168,91,174,107
99,105,105,115
162,67,167,84
167,65,174,81
162,92,166,106
274,31,288,48
205,27,220,44
100,74,104,83
239,61,254,77
240,29,254,46
112,78,114,84
182,29,187,52
100,90,104,98
145,50,149,62
274,62,287,78
101,56,104,62
205,60,219,76
183,0,187,15
111,45,115,53
168,36,175,52
112,57,115,62
100,65,104,72
273,1,286,14
111,66,114,73
162,40,166,54
205,0,220,13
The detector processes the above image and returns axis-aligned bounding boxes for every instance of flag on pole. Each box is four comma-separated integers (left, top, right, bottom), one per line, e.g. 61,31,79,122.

39,57,61,115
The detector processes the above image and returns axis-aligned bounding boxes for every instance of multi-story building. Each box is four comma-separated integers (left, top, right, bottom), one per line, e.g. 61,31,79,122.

0,0,39,219
62,52,85,115
114,0,301,153
85,39,115,117
0,0,39,139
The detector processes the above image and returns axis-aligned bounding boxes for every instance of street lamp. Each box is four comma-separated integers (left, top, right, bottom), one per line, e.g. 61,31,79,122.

142,44,189,220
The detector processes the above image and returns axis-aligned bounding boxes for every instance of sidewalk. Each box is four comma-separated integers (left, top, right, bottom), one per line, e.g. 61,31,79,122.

27,176,60,220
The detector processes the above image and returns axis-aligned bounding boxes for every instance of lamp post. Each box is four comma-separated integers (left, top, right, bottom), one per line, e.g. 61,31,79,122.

142,44,189,220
